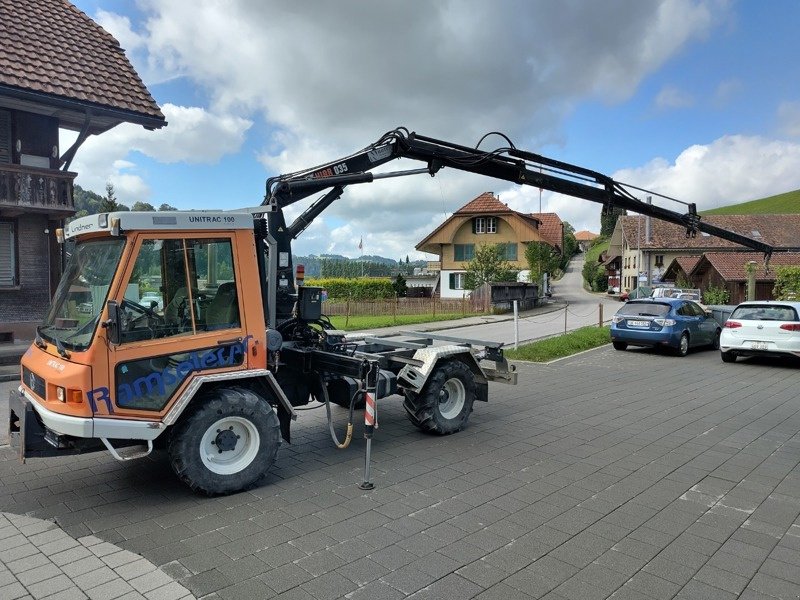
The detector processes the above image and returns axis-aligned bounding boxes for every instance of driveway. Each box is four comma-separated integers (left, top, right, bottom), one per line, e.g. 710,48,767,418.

2,347,800,599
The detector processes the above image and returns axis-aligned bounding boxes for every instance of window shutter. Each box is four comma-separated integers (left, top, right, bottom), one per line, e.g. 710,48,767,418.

0,222,15,286
0,110,10,165
449,273,456,289
472,219,477,234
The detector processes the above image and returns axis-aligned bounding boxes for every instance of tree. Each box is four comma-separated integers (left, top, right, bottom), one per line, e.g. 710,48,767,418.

525,242,560,283
600,206,625,237
464,244,517,290
561,222,578,267
98,182,128,212
392,273,408,297
159,203,178,211
131,201,156,212
773,266,800,300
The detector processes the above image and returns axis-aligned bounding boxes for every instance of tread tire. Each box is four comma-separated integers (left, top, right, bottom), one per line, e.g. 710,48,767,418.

402,360,476,435
612,341,627,351
721,350,736,363
168,386,280,496
676,333,690,357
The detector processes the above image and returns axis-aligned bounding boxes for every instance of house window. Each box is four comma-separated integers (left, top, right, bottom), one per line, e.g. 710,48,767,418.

655,255,664,267
500,243,518,261
473,217,497,234
449,272,466,290
632,257,636,270
454,244,475,261
0,220,17,287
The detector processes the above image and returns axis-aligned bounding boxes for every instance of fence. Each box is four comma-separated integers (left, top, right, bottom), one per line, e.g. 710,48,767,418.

323,296,483,317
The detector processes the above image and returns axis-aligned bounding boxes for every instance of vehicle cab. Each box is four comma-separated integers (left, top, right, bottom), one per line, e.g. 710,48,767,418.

9,210,267,460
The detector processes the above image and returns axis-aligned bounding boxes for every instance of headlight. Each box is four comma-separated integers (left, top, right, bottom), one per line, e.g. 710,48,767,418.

56,386,66,402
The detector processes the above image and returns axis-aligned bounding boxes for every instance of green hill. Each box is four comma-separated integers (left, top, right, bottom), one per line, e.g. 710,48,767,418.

701,189,800,215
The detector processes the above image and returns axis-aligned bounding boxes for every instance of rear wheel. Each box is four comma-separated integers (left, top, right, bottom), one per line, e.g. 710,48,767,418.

169,386,280,495
612,341,627,351
403,360,476,435
676,333,690,357
721,351,736,363
711,329,721,350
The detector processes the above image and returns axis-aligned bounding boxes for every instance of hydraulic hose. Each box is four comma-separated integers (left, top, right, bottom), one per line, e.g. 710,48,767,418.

316,374,355,449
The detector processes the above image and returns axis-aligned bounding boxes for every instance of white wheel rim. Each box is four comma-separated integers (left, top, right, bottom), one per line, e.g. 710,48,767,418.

681,336,689,353
200,416,260,475
438,378,466,420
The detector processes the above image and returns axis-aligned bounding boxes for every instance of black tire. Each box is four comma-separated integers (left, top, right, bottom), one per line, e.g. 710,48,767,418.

721,351,736,363
711,329,721,350
403,360,477,435
676,333,690,357
612,341,628,351
168,386,280,495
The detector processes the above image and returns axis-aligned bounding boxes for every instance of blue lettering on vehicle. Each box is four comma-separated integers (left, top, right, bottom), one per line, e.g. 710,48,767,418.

85,335,253,413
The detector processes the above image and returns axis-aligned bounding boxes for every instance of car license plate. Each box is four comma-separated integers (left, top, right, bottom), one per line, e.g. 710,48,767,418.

750,341,768,350
627,320,649,327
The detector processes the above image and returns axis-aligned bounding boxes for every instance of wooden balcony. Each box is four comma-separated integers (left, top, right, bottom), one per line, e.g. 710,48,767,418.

0,164,76,216
426,261,441,271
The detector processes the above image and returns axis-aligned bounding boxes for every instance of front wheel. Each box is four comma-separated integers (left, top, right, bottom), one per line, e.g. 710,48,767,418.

169,386,280,495
711,329,721,350
403,360,477,435
721,351,736,363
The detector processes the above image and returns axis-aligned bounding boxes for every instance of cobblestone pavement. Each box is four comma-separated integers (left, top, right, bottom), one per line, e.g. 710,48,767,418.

2,346,800,599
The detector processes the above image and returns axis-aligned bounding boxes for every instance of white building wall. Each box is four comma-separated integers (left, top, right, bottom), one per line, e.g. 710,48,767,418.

439,270,470,299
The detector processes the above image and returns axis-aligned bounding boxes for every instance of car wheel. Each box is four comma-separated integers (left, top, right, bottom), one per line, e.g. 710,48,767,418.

720,351,736,363
711,329,721,350
612,341,627,351
676,333,690,357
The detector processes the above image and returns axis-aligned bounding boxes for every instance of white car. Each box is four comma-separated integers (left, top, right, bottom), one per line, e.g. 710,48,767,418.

140,292,164,311
719,301,800,363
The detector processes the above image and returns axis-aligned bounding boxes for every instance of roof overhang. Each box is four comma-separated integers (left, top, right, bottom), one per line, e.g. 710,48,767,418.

0,84,166,134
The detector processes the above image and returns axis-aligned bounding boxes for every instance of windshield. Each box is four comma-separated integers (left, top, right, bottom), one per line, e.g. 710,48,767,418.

39,238,126,351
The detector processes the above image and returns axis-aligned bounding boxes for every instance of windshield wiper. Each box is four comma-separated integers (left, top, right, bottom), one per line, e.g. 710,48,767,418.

37,325,71,359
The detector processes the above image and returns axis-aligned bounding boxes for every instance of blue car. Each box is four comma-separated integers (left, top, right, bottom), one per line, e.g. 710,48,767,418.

610,298,721,357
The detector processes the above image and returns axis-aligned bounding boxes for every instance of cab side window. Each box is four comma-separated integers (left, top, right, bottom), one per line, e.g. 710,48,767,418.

186,239,240,331
121,239,193,343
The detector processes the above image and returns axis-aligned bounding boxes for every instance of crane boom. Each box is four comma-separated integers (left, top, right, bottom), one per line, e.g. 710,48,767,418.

261,127,774,325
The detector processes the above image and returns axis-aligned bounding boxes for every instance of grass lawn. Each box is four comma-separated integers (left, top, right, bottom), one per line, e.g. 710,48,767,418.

702,188,800,215
505,325,610,362
328,313,480,331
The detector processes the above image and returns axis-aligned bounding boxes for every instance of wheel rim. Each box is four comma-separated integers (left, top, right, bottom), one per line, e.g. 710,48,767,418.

200,416,260,475
680,335,689,354
438,378,466,420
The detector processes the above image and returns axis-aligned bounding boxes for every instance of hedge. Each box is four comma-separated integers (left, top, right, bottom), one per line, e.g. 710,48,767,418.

305,277,395,300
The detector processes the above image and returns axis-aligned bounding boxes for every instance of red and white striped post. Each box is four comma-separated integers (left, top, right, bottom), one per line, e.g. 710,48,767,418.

359,363,379,490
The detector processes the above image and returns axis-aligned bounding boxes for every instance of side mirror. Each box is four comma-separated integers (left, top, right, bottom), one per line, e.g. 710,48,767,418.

105,300,122,345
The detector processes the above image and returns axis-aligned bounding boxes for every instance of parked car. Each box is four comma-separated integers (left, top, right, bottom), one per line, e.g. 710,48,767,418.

651,287,702,302
719,301,800,363
610,298,721,356
620,285,652,302
140,291,164,311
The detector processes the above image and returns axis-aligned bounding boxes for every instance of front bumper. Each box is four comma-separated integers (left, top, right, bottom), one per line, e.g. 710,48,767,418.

8,387,166,462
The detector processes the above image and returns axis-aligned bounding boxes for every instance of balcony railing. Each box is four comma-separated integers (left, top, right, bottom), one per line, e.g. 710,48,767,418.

426,261,441,271
0,164,76,213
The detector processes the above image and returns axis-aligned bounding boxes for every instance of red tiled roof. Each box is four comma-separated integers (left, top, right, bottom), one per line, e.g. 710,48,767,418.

0,0,164,126
574,230,598,241
693,252,800,282
530,212,563,247
618,214,800,251
454,192,515,214
675,255,701,274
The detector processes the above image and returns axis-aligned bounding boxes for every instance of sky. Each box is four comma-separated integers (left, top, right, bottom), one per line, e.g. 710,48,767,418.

64,0,800,260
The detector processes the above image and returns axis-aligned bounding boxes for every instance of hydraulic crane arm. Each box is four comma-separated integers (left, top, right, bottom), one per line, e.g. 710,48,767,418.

261,127,774,326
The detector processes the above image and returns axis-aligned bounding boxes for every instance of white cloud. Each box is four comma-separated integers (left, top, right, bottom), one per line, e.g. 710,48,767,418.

778,101,800,137
655,85,695,109
60,104,251,205
613,135,800,212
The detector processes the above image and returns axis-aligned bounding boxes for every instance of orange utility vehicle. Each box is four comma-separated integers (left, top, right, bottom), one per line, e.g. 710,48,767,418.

8,127,774,495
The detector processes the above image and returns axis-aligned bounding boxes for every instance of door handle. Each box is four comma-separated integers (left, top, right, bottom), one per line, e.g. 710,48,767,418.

216,337,242,345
